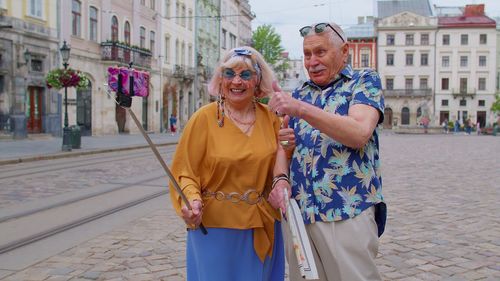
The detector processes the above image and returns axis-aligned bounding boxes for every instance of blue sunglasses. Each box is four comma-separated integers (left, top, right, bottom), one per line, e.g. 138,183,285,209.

222,68,254,81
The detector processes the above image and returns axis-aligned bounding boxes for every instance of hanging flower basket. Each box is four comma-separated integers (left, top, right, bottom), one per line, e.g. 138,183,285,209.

45,68,90,90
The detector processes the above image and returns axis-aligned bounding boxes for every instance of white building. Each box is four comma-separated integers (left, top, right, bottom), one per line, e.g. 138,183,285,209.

435,4,497,128
376,11,437,128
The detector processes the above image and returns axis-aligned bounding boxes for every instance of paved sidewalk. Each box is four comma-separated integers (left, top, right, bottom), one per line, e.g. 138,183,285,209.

0,133,180,165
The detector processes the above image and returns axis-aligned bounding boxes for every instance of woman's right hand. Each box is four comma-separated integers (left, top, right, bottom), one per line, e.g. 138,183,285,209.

181,199,203,227
268,180,291,213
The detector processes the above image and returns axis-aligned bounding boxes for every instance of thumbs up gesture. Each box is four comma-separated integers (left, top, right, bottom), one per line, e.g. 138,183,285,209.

269,81,301,118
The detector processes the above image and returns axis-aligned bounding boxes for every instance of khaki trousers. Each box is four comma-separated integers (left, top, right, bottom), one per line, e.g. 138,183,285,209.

284,206,382,281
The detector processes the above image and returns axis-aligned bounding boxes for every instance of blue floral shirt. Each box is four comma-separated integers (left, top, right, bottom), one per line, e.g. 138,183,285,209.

289,65,386,235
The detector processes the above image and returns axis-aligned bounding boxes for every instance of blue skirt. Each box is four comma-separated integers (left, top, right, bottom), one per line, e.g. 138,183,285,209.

186,221,285,281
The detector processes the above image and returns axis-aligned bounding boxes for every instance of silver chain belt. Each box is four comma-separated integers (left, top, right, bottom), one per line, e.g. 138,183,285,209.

202,189,263,205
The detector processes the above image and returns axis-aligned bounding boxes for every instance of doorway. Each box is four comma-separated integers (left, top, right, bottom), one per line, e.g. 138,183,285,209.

383,108,393,129
77,82,92,136
26,86,43,133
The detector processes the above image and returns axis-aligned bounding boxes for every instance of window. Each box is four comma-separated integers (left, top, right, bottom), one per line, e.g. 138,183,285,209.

361,54,369,67
89,6,98,41
441,78,449,90
29,0,43,18
181,42,185,66
405,78,413,90
31,59,43,72
221,29,227,49
72,0,81,36
441,99,448,106
479,34,487,44
188,9,193,30
419,78,428,89
181,4,186,27
421,33,429,45
164,36,170,63
386,78,394,90
347,54,352,65
459,99,467,106
150,0,155,9
164,0,170,17
111,16,119,41
442,56,450,67
405,34,414,45
141,0,145,5
124,21,130,44
460,78,467,93
150,31,155,56
479,56,486,67
175,2,179,24
420,53,428,66
386,54,394,66
188,44,192,66
460,34,468,45
175,39,179,64
442,34,450,45
460,56,468,67
478,100,485,106
230,33,237,49
386,34,395,45
478,78,486,91
406,54,413,66
140,27,146,48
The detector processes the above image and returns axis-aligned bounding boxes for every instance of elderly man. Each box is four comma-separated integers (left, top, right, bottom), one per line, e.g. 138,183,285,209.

268,22,386,281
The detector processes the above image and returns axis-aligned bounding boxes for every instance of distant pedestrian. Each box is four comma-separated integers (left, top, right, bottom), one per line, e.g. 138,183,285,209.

476,122,481,135
454,119,460,134
442,119,448,134
466,119,472,135
169,114,177,136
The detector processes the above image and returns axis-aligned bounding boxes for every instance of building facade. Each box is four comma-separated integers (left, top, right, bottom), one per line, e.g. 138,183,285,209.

0,0,60,138
435,4,497,128
0,0,254,139
376,11,437,128
345,16,377,70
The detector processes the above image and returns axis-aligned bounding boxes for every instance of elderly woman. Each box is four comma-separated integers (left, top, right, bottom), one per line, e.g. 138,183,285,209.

169,46,291,281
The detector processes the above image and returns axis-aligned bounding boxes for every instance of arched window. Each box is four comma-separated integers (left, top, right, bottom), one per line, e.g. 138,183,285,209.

111,16,119,41
401,107,410,125
124,21,131,45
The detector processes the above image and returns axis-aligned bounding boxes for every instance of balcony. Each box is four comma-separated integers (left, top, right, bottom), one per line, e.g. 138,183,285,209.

101,41,152,68
452,88,476,99
384,89,432,97
173,65,195,82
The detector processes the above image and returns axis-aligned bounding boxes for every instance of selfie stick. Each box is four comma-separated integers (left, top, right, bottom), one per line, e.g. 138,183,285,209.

126,107,208,235
109,63,207,235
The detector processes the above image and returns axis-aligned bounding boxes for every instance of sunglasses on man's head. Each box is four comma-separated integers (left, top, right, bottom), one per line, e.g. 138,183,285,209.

299,23,345,43
222,68,254,81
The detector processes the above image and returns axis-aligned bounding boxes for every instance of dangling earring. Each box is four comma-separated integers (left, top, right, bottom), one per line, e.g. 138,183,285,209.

253,96,257,109
217,93,225,127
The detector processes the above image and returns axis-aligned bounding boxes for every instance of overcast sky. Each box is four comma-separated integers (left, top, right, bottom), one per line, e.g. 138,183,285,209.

248,0,500,59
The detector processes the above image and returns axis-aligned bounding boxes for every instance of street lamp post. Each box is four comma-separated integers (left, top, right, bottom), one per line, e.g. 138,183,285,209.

60,41,72,151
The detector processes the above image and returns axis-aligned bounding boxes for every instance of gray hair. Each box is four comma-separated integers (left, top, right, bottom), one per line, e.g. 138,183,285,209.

208,46,276,98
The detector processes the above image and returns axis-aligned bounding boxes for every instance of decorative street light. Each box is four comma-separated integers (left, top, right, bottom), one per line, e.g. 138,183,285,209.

60,40,72,151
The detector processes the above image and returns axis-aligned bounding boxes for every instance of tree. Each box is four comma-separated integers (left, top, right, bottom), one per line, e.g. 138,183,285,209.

252,24,289,76
491,93,500,113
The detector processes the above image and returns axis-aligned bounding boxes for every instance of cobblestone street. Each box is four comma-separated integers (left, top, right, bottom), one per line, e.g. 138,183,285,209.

1,133,499,280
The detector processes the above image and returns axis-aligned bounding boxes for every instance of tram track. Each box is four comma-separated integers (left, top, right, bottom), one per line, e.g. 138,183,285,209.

0,145,177,258
0,145,175,180
0,176,169,255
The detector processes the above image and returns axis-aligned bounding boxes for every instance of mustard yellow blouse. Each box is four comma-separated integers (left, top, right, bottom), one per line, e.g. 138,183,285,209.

169,102,282,262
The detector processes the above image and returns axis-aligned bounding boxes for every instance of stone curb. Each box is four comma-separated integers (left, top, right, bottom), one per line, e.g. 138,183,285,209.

0,141,178,166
